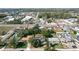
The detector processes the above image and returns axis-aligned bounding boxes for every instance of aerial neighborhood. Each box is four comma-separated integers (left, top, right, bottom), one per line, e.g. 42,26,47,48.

0,8,79,51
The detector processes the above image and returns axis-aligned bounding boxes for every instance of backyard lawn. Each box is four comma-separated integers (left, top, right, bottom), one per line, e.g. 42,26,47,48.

55,43,64,49
0,26,13,35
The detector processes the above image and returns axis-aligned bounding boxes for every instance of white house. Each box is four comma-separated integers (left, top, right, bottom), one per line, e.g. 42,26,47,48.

75,27,79,31
64,18,78,23
21,16,32,22
5,16,14,22
38,18,45,26
7,18,14,21
48,38,59,44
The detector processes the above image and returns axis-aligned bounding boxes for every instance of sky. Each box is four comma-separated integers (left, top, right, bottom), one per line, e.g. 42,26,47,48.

0,0,79,8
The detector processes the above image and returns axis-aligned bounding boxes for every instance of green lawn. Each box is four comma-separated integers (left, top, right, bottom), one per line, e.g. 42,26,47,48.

16,42,27,48
55,43,64,49
70,30,76,38
52,34,57,38
0,27,13,35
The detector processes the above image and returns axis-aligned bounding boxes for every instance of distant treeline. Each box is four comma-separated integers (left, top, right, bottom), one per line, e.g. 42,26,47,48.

0,8,79,12
0,14,7,18
38,12,77,19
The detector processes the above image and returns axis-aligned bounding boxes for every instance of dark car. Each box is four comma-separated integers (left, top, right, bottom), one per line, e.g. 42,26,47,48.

72,45,77,48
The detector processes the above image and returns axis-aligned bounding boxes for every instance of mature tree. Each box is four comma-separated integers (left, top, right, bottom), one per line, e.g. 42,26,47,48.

0,14,7,18
73,31,77,34
32,24,41,37
17,25,41,37
41,28,53,38
16,41,27,48
38,12,51,19
47,18,52,23
31,39,42,48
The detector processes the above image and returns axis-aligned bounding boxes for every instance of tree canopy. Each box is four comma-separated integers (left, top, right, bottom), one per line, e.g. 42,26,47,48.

38,12,74,19
0,14,7,18
41,28,54,38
